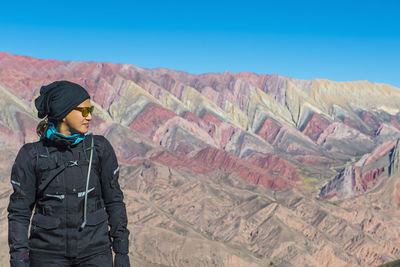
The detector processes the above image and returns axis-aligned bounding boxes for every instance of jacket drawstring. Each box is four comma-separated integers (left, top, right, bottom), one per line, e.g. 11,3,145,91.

80,135,94,230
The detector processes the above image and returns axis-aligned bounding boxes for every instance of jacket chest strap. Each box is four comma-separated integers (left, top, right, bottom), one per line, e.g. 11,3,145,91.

64,160,98,169
65,160,89,167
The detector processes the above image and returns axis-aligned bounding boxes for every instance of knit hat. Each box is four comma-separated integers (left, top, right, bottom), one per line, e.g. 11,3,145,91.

35,81,90,122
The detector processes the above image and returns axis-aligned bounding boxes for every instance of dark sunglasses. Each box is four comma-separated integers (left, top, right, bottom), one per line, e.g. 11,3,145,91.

74,106,94,117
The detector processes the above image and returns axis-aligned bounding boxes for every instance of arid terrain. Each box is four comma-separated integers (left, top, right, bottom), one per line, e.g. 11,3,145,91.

0,52,400,266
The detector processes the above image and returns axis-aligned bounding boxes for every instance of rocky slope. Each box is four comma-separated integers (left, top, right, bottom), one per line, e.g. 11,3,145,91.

0,52,400,266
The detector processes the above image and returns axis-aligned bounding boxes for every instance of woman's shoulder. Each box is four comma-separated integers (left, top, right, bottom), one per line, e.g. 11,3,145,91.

14,140,44,166
19,140,43,156
92,134,111,146
92,135,115,153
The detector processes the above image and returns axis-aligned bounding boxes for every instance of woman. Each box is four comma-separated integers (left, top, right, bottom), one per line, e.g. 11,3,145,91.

8,81,130,267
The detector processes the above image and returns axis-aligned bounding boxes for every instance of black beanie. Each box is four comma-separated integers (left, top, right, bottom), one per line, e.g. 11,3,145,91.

35,81,90,122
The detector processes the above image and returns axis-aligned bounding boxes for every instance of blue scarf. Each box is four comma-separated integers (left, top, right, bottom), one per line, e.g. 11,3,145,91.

43,122,87,145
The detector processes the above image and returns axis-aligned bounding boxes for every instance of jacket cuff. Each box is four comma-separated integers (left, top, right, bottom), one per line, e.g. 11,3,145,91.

10,250,28,261
10,259,29,267
112,238,129,254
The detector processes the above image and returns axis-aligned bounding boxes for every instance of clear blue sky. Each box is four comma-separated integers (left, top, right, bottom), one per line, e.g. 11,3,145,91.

1,0,399,87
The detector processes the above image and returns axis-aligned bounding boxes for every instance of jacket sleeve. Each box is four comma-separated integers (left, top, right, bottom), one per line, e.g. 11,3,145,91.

8,144,37,266
96,135,130,255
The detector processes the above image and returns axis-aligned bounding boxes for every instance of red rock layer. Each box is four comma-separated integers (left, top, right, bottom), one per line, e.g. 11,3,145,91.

390,116,400,131
359,167,384,191
191,147,292,189
361,111,382,135
256,117,282,144
249,154,301,182
292,155,333,167
130,103,176,139
302,113,331,141
218,125,237,150
342,117,361,131
152,146,293,189
321,141,396,199
183,111,220,137
0,52,65,100
201,111,222,126
0,52,128,109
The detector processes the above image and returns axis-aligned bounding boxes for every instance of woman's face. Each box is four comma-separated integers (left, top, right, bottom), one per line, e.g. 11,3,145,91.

58,99,92,136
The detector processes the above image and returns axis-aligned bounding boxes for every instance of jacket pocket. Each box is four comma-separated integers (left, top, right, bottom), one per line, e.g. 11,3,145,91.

78,208,110,253
29,214,63,252
86,208,108,226
31,214,60,229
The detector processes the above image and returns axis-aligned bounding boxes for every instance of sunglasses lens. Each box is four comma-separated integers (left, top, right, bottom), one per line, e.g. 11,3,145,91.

81,106,94,117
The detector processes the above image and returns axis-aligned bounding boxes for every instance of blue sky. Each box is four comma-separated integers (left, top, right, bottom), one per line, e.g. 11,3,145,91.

1,0,399,87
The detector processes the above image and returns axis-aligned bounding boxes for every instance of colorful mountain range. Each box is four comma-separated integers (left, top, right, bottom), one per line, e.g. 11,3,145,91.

0,52,400,266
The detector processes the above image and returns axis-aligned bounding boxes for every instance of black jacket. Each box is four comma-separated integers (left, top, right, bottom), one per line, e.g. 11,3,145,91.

8,135,129,264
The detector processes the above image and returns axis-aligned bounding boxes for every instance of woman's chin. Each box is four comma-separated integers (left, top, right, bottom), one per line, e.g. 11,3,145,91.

71,127,88,135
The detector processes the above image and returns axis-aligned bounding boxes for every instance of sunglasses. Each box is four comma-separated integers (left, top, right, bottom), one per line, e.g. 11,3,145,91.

74,106,94,117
